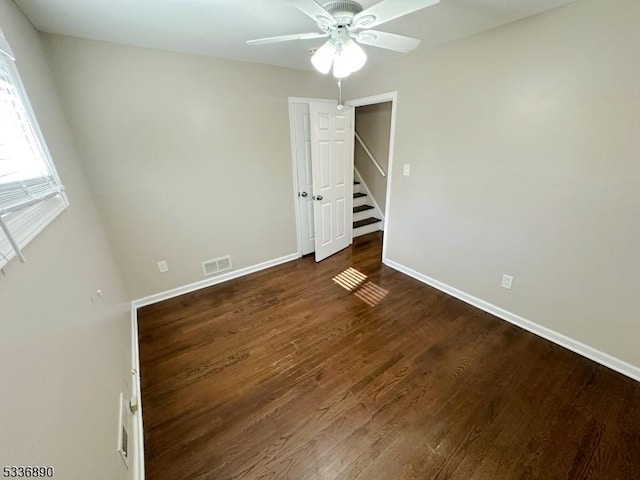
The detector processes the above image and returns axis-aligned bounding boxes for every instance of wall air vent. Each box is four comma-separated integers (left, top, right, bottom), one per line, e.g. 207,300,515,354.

202,255,233,277
117,392,130,468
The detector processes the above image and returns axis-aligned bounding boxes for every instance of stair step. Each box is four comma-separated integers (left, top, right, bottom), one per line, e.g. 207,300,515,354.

353,217,382,229
353,192,366,198
353,204,374,213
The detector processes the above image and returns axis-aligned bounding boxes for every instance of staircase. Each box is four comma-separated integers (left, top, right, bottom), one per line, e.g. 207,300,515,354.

353,179,382,237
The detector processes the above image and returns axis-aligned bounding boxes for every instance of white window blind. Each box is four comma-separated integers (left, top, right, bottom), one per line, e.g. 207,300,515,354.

0,31,67,269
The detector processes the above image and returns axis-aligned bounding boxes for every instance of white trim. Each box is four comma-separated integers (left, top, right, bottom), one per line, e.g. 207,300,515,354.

288,97,337,104
353,166,384,227
384,258,640,382
346,91,398,261
346,92,398,108
288,99,303,257
132,253,299,308
130,307,145,480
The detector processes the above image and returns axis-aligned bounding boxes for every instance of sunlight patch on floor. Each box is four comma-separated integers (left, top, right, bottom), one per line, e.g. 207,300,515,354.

332,267,367,291
354,281,388,307
332,267,388,306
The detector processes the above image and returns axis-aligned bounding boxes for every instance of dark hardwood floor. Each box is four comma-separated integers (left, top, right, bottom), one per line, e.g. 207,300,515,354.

138,232,640,480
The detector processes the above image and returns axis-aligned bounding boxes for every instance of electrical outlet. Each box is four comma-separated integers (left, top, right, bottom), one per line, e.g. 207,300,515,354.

157,260,169,273
403,164,411,176
501,274,514,290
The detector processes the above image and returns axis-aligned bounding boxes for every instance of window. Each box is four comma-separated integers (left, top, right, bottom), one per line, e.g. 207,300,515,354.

0,31,67,269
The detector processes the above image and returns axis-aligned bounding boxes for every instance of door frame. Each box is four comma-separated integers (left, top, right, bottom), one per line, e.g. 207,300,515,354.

345,91,398,261
288,96,338,257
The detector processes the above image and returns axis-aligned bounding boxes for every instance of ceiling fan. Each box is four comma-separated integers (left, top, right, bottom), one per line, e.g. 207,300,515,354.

247,0,440,79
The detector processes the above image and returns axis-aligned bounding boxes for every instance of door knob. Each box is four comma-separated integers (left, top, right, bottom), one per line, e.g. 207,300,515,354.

314,195,323,201
300,191,308,197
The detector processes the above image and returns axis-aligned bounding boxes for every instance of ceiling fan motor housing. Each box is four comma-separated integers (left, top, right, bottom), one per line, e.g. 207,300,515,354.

321,1,364,26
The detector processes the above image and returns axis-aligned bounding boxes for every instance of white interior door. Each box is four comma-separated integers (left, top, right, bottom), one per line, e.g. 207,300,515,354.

310,102,354,262
292,103,315,255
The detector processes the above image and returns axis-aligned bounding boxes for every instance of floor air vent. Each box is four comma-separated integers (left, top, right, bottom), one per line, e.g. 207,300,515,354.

202,255,233,277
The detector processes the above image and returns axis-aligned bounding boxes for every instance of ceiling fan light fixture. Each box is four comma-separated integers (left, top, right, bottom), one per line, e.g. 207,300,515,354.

250,0,441,74
342,38,367,72
354,14,376,28
332,49,352,79
358,32,377,42
331,39,366,78
316,15,335,32
311,40,336,74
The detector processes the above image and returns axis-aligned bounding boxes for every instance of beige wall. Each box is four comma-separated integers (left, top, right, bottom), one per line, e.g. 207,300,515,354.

354,102,391,212
346,0,640,368
42,35,335,299
3,0,634,475
0,2,131,479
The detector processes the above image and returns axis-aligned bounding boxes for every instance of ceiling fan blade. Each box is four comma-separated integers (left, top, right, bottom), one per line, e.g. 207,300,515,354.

289,0,338,30
355,30,421,53
353,0,440,30
247,32,329,46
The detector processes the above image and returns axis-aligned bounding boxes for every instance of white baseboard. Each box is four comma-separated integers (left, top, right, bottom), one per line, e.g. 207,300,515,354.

128,251,298,480
130,307,144,480
132,253,299,309
384,258,640,382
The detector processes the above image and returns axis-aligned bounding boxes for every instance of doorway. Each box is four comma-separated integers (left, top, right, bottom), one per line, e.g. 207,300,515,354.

347,92,397,260
290,93,397,261
350,101,392,238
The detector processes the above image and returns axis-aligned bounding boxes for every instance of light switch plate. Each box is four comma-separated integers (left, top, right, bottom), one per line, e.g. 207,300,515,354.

403,164,411,176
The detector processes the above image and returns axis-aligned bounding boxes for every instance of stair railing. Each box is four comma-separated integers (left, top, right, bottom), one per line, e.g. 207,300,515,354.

354,131,386,177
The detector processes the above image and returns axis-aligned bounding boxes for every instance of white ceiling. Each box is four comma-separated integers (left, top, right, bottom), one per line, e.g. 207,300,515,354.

15,0,577,71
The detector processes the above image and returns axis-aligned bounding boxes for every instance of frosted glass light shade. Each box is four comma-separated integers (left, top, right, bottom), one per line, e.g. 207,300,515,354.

312,38,368,79
311,41,336,75
341,39,367,73
332,50,352,79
